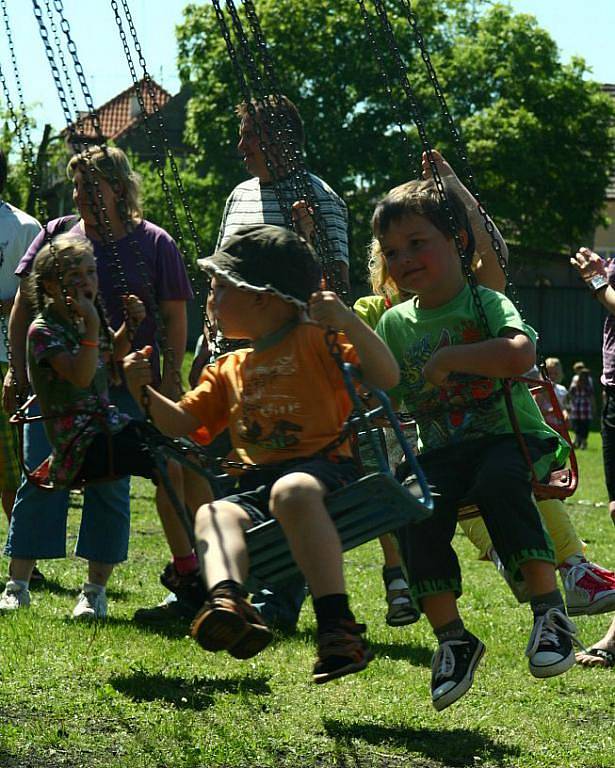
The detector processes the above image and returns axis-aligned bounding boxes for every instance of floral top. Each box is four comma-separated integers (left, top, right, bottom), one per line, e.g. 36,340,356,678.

27,307,129,487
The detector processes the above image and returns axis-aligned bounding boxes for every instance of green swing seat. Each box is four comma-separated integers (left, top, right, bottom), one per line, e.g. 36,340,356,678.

245,370,434,586
246,470,431,585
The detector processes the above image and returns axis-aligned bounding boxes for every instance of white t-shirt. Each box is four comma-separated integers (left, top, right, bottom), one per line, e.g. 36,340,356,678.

0,201,41,361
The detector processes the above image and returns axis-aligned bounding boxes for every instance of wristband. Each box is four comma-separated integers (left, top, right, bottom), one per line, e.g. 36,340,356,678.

80,339,99,348
588,274,609,294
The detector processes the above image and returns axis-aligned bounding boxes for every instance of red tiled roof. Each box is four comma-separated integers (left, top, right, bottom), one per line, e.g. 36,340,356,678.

66,78,172,143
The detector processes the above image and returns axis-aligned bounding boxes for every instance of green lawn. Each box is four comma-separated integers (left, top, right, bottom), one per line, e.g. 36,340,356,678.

0,433,613,768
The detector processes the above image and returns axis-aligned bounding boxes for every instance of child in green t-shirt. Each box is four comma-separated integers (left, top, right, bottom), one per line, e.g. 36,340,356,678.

372,175,577,712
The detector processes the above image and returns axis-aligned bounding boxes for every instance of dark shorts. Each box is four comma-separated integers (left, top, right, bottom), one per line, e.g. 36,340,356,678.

77,421,158,484
222,456,360,525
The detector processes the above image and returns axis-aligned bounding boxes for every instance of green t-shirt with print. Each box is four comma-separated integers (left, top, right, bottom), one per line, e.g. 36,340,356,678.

375,284,568,478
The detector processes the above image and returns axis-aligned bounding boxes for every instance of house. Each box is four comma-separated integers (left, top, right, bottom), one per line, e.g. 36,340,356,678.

45,78,191,216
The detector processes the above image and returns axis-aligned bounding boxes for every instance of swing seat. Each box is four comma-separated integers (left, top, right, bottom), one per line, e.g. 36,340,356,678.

246,471,432,586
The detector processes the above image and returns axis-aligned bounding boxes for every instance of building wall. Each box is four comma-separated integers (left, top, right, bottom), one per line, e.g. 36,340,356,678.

594,199,615,259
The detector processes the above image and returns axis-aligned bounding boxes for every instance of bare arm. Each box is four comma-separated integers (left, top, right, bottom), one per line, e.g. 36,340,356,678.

309,290,400,391
124,347,200,437
423,330,535,386
2,285,32,412
159,299,187,399
422,150,509,292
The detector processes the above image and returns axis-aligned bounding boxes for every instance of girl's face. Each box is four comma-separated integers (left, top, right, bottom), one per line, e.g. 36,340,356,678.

72,169,119,224
45,252,98,306
208,277,257,339
379,213,464,305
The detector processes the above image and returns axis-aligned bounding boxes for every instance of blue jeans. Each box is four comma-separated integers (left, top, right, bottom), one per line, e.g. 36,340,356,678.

251,574,307,631
5,387,140,564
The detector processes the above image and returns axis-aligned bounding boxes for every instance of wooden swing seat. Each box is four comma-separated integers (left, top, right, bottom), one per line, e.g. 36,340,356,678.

246,471,431,585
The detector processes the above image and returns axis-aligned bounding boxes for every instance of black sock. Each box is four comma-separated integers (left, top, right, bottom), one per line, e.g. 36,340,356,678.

435,618,466,644
313,593,353,629
531,589,565,617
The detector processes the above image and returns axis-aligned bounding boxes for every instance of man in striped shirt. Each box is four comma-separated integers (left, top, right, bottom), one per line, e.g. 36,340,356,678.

218,95,350,291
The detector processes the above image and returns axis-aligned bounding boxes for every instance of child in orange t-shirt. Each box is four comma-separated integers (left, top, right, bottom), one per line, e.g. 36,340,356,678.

124,224,400,683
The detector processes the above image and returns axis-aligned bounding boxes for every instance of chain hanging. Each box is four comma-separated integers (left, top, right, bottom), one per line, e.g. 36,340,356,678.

370,0,493,340
109,0,217,352
239,0,348,301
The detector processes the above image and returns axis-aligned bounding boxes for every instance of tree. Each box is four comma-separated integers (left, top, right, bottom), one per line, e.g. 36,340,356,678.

161,2,614,278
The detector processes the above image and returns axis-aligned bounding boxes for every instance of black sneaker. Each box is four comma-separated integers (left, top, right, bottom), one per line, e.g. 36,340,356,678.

133,593,197,624
159,562,208,613
526,607,577,678
431,631,485,711
313,619,373,684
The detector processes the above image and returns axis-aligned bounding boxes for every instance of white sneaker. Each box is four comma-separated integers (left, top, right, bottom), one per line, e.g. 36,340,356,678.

488,548,530,603
559,556,615,616
72,583,107,620
0,579,31,611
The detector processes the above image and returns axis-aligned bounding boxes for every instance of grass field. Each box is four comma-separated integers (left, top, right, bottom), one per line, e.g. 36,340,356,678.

0,433,613,768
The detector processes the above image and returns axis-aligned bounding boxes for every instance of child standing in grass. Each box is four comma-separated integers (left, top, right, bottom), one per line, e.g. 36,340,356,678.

0,233,165,619
372,176,578,711
124,224,399,683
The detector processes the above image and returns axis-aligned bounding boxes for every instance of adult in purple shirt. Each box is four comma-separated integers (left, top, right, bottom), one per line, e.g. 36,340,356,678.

0,146,193,620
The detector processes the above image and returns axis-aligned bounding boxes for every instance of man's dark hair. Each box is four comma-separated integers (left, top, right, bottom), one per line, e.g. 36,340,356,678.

0,149,7,194
236,95,306,150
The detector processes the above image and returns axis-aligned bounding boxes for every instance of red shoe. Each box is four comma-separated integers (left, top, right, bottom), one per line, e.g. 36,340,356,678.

560,557,615,616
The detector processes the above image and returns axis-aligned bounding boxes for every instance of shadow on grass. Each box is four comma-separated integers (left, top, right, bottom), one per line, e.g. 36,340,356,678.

369,640,433,666
110,670,271,710
102,614,191,639
286,629,434,666
324,720,520,767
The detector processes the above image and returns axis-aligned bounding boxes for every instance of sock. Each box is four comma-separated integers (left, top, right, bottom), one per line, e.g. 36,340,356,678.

173,552,199,575
11,579,29,591
530,589,565,617
84,581,105,593
313,593,353,629
560,554,585,568
435,618,465,644
382,566,408,589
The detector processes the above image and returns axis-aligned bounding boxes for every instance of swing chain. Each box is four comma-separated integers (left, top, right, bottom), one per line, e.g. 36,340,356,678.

239,0,348,302
396,0,529,331
371,0,493,341
112,0,217,356
355,0,420,178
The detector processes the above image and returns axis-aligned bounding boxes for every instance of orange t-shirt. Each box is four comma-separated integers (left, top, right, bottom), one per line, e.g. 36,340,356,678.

180,321,359,467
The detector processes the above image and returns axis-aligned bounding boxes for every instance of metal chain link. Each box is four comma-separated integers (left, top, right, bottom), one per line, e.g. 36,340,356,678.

370,0,493,340
49,0,186,402
110,0,217,355
239,0,348,301
355,0,421,177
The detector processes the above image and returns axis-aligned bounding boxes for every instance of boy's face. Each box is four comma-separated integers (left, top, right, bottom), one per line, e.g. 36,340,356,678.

547,363,563,383
208,276,258,339
379,213,463,302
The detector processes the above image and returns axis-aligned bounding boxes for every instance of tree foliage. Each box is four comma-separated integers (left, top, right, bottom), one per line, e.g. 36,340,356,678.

176,0,615,279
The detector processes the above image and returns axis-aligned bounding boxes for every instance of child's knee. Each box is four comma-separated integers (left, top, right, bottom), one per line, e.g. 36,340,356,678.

194,501,245,537
269,473,325,518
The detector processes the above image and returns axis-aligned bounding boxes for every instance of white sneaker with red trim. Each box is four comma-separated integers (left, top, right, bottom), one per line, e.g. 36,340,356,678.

559,556,615,616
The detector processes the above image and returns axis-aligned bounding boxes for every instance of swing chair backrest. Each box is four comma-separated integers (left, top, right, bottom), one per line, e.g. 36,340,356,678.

505,376,578,501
